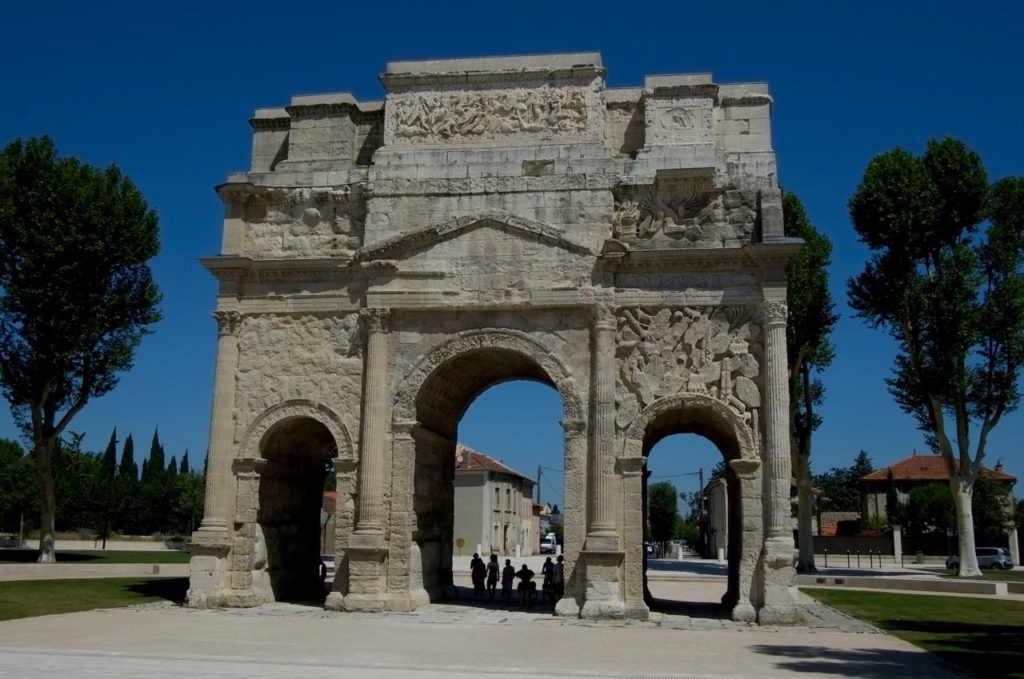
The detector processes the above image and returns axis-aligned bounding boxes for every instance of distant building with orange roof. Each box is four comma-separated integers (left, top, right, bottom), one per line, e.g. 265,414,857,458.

860,451,1016,520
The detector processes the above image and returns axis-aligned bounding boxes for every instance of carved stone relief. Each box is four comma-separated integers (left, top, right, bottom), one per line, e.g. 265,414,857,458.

614,306,762,435
243,187,366,258
389,87,588,144
612,184,758,246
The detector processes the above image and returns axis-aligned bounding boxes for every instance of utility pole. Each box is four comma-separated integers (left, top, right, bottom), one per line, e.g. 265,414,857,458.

536,465,542,505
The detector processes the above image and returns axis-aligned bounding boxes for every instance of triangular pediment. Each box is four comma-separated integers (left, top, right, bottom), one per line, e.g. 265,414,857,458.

353,211,595,263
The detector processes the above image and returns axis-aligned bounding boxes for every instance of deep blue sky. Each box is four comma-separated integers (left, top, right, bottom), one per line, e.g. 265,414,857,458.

2,1,1022,509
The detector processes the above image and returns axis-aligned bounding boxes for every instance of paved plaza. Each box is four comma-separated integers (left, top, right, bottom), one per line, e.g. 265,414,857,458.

0,577,969,678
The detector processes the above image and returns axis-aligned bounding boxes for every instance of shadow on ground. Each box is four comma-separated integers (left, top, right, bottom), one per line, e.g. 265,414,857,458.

0,549,102,563
124,577,189,604
646,559,728,576
750,644,971,678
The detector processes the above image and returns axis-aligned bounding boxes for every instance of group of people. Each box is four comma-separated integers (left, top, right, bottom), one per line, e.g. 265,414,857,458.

469,553,564,608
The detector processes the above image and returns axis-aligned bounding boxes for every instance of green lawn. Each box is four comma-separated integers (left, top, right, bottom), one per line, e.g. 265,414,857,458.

803,588,1024,679
0,577,188,622
0,549,189,564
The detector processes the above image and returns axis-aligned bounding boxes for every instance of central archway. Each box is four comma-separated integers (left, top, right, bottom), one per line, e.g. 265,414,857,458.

391,329,585,607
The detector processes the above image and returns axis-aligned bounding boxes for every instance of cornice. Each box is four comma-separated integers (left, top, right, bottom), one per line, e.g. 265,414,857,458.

380,64,605,92
599,239,802,273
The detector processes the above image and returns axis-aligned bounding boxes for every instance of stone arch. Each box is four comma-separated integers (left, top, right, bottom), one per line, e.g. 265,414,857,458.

388,328,586,604
236,400,354,603
621,393,757,461
239,399,355,463
392,328,584,431
619,392,761,622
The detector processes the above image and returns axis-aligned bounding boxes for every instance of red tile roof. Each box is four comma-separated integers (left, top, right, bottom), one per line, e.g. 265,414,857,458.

455,444,533,483
861,453,1016,482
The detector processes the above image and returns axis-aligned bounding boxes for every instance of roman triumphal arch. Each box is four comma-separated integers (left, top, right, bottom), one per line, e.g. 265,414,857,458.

188,53,801,623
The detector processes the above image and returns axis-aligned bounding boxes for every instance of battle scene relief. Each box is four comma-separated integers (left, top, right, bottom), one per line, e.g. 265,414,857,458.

615,306,762,434
390,87,589,144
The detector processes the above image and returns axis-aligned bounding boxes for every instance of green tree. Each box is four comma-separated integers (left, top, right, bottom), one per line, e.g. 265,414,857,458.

179,450,191,475
903,483,956,537
972,475,1012,544
0,438,36,535
99,428,117,547
784,190,838,573
814,450,873,512
848,137,1024,576
648,481,680,547
0,137,161,562
114,434,141,533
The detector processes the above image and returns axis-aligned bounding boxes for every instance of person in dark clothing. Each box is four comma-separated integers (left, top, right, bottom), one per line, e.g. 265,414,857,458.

515,563,536,607
470,553,486,597
501,559,515,603
485,554,500,600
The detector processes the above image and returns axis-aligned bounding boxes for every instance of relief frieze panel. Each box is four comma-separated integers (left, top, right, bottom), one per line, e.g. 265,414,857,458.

242,187,366,258
388,87,589,144
612,182,758,246
615,306,762,435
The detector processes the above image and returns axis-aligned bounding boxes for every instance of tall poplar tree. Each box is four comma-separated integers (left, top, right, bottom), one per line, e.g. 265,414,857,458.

848,137,1024,576
783,191,837,574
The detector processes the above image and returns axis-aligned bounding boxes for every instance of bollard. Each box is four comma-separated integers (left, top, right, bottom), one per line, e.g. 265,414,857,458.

857,551,861,568
824,549,828,568
847,550,850,568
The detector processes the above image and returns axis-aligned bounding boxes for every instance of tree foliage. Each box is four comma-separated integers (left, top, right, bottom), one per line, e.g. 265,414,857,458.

648,481,681,546
784,190,838,573
848,137,1024,575
0,431,204,539
814,450,874,513
0,136,162,561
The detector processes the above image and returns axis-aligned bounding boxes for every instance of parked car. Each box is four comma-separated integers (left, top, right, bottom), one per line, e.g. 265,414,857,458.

945,547,1013,570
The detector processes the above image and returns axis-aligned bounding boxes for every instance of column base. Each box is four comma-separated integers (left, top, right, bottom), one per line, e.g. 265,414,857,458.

623,598,650,620
731,601,757,623
757,603,799,625
579,549,625,619
190,523,231,550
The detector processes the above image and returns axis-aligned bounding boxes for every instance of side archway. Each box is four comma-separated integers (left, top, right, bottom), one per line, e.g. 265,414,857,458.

619,392,762,622
236,400,355,603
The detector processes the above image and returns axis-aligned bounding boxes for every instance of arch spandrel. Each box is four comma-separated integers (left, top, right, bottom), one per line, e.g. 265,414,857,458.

392,328,585,430
620,392,757,462
239,399,355,464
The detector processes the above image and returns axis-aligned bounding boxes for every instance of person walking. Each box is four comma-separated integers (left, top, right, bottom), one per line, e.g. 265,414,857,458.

541,556,554,603
501,558,515,604
470,553,486,598
485,554,499,601
552,554,565,601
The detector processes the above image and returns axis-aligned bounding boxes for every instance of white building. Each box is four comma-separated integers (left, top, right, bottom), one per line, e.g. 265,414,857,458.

453,444,536,556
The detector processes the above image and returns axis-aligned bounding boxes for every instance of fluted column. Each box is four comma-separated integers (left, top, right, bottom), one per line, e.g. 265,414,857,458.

196,310,242,541
587,303,618,544
355,307,391,535
761,299,791,540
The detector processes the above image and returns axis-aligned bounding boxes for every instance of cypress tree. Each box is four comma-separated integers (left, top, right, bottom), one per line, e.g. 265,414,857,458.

119,434,137,480
180,450,190,475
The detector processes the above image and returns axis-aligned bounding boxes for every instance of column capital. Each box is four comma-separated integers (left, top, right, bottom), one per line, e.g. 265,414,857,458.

760,299,788,326
592,303,617,331
360,307,392,334
211,310,242,336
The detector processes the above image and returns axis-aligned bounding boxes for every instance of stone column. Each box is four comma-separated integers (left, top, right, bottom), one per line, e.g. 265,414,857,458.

194,310,242,545
762,300,791,541
1009,526,1020,567
586,303,618,547
758,298,797,624
581,303,625,619
354,307,391,537
343,307,391,612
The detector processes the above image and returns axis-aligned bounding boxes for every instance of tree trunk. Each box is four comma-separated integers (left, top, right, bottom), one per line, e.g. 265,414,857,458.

35,440,57,563
952,475,980,577
794,455,816,573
